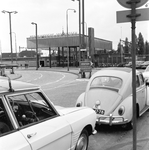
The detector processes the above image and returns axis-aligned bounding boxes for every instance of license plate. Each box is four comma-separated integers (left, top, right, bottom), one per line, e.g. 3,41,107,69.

94,109,105,115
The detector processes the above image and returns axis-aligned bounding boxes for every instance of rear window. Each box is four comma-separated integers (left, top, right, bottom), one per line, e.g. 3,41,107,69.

91,76,122,89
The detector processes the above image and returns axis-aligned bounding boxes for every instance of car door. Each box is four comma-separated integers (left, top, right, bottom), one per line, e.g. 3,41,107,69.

0,97,32,150
20,116,72,150
136,74,146,112
138,74,146,111
7,91,72,150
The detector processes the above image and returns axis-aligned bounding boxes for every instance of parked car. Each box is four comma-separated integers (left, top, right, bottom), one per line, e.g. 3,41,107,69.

75,67,149,130
125,62,132,67
0,76,96,150
140,61,149,69
136,61,144,69
143,65,149,80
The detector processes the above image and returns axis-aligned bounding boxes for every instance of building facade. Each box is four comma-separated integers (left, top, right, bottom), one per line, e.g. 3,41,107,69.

26,28,112,67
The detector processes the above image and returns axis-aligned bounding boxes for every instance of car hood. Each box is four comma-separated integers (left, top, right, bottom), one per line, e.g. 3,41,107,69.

55,105,87,115
85,88,122,115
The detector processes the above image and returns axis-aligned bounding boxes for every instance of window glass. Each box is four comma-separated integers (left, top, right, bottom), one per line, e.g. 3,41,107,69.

8,92,58,127
136,75,140,88
0,98,14,136
91,76,122,89
139,74,144,86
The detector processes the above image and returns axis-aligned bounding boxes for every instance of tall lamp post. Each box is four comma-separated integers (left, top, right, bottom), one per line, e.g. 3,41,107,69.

66,9,76,71
12,32,17,63
2,10,17,74
72,0,81,64
31,22,39,70
81,22,87,45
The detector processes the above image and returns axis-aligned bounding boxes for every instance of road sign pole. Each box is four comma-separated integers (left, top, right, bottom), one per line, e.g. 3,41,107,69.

131,2,137,150
127,1,140,149
117,0,149,149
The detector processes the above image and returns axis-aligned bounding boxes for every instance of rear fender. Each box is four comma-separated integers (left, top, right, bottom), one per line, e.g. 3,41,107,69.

146,85,149,106
113,96,133,122
75,92,85,107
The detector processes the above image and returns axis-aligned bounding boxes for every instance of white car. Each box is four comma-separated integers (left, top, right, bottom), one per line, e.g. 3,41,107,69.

143,65,149,80
0,77,96,150
76,67,149,130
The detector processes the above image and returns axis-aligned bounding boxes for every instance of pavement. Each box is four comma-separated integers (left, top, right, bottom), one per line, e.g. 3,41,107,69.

4,66,149,150
6,66,99,80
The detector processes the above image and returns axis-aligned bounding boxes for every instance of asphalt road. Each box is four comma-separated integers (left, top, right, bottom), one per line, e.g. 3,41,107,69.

15,69,149,150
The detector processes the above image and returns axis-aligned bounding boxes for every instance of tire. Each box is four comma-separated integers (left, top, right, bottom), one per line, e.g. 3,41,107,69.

75,129,89,150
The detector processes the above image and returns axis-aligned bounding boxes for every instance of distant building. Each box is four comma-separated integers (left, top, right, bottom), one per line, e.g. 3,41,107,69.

27,28,112,66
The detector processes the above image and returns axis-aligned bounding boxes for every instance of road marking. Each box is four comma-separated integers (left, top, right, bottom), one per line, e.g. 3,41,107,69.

42,80,84,91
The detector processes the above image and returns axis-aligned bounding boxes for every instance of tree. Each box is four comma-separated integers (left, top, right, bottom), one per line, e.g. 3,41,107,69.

124,37,130,54
137,32,144,55
117,40,121,54
144,41,149,60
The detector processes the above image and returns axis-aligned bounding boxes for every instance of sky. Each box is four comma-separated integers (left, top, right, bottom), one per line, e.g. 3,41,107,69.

0,0,149,54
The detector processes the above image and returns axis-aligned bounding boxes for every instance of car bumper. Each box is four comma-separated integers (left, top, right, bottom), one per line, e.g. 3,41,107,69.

96,114,128,126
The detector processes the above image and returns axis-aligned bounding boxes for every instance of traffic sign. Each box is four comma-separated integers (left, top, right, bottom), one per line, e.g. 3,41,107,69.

117,8,149,23
117,0,148,9
80,61,92,72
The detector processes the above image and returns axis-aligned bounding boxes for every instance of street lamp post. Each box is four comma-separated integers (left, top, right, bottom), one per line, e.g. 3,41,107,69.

82,0,85,51
2,10,17,74
66,9,76,71
72,0,81,65
31,22,39,70
81,21,87,45
12,32,17,63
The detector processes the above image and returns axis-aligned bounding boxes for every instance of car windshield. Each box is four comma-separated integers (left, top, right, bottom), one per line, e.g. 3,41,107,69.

91,76,122,89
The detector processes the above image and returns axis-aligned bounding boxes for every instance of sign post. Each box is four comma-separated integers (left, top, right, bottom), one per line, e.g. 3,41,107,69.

117,0,148,150
80,61,92,78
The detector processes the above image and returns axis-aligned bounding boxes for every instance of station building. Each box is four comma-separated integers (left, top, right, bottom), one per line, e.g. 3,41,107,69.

27,27,112,67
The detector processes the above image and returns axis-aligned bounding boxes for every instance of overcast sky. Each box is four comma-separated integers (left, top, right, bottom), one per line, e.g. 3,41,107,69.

0,0,148,53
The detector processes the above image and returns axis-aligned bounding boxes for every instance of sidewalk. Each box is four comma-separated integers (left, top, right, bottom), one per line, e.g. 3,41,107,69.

7,66,99,80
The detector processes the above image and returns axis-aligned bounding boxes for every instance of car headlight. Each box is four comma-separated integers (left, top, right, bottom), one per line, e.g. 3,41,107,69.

118,106,125,116
76,101,82,107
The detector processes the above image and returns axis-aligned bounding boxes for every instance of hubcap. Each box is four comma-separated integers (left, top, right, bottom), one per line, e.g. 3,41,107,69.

76,134,87,150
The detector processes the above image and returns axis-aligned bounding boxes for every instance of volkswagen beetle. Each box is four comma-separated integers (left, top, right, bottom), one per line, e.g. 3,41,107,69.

0,77,96,150
76,67,149,130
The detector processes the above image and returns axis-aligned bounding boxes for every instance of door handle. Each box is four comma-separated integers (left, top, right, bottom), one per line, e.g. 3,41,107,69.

27,132,37,139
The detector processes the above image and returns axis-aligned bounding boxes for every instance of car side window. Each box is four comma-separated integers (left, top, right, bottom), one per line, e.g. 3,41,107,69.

0,98,14,136
136,75,140,88
139,74,144,86
8,92,58,127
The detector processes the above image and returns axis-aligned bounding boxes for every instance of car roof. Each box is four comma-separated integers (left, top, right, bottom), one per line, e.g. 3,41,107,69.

100,67,132,73
92,67,140,81
0,77,39,93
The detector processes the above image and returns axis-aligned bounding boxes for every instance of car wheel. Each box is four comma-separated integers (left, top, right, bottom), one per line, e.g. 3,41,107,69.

75,129,89,150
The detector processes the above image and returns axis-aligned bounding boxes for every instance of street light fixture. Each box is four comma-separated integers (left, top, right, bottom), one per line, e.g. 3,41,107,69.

66,9,76,71
31,22,39,70
2,10,17,65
